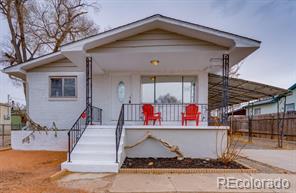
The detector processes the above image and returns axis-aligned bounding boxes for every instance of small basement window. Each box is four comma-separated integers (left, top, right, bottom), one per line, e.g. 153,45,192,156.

50,76,77,98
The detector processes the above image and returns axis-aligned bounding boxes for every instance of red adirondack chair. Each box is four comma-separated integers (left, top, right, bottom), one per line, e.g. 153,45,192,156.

142,104,161,125
181,104,201,126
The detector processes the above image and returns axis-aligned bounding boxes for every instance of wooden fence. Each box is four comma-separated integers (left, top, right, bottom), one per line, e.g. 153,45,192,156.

230,112,296,141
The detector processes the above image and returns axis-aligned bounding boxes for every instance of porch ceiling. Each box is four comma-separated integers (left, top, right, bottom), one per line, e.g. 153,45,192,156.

208,73,288,110
90,50,224,73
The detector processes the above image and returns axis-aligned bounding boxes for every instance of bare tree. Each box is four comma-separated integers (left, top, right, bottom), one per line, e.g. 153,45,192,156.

0,0,99,87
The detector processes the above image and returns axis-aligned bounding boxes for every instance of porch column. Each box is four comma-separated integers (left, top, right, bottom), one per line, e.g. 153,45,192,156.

86,56,93,124
221,54,229,125
198,71,208,126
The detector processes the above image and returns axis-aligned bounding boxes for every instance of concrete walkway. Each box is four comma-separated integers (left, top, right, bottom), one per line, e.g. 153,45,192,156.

241,149,296,172
109,173,296,193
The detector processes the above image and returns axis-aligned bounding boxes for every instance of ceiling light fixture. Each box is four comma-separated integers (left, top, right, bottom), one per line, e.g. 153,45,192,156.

150,59,159,66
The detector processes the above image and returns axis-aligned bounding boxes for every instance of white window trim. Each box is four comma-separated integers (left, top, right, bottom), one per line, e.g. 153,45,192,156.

49,76,78,100
286,103,295,112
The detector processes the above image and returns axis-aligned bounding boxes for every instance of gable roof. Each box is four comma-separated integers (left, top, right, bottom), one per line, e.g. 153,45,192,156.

3,14,260,78
62,14,260,49
288,83,296,91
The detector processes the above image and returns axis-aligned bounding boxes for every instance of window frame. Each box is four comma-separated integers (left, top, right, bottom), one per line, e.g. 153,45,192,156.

140,75,197,104
286,103,295,112
49,76,77,99
254,107,261,115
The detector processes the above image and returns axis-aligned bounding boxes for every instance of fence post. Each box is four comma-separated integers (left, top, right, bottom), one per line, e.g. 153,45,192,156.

271,117,274,139
248,103,254,142
2,125,4,147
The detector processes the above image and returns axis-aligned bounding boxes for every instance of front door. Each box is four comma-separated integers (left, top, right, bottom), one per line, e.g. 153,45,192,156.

111,75,131,120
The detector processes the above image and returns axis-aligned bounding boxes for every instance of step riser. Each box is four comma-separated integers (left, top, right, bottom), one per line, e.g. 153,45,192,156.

61,162,118,173
71,153,116,161
75,144,114,152
84,130,115,135
79,136,115,143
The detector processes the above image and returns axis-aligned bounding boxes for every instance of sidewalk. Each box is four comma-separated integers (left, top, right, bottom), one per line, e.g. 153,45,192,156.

109,173,296,193
241,149,296,172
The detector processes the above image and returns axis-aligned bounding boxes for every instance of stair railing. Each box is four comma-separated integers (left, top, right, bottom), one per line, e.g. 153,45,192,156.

115,104,124,163
68,105,102,162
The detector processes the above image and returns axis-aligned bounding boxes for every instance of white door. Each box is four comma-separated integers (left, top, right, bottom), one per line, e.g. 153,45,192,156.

111,75,131,120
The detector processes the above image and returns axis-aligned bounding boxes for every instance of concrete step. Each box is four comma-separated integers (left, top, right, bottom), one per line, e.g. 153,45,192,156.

61,160,118,173
87,125,116,129
71,151,116,162
79,135,115,143
74,143,115,152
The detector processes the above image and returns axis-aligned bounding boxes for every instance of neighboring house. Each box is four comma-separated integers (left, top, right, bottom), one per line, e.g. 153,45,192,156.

0,103,11,125
245,83,296,116
3,14,286,172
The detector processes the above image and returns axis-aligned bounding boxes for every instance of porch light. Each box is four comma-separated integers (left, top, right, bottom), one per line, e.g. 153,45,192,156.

150,59,159,66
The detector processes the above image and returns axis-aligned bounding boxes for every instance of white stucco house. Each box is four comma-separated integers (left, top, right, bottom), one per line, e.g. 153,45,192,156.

3,14,267,172
245,83,296,116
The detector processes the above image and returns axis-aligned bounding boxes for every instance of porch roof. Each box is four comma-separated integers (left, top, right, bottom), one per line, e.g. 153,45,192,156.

3,14,260,78
208,73,289,110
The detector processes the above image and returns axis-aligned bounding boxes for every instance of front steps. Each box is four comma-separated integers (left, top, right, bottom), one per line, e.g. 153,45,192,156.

61,125,125,173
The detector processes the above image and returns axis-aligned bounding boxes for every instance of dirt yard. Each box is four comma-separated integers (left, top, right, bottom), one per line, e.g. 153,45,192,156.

234,135,296,150
0,150,86,193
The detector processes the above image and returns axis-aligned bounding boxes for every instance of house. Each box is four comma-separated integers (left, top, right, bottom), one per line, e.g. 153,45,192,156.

2,14,287,172
245,83,296,116
0,103,11,125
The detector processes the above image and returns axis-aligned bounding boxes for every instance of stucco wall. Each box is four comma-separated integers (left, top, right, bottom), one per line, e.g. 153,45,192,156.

11,131,68,151
124,126,227,159
27,70,85,130
92,72,209,125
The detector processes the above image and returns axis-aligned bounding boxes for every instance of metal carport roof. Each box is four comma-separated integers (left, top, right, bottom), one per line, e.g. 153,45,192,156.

208,73,289,110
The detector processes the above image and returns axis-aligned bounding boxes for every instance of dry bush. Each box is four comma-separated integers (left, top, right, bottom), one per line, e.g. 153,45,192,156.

215,116,247,164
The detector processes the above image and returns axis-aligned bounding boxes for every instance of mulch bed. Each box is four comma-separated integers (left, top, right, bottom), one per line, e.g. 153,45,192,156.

122,157,247,169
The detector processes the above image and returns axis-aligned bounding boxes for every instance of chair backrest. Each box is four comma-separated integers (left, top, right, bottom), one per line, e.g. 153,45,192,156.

142,104,154,116
185,104,198,116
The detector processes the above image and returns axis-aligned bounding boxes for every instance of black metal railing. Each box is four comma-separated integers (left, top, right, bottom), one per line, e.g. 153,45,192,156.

115,104,124,163
123,103,208,123
68,105,102,162
92,106,103,125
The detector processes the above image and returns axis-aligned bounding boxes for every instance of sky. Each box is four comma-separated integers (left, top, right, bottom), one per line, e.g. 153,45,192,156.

0,0,296,104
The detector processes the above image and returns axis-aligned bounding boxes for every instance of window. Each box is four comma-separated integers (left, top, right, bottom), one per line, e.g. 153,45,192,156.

141,76,196,104
254,108,261,115
50,76,77,98
286,103,295,112
117,81,125,102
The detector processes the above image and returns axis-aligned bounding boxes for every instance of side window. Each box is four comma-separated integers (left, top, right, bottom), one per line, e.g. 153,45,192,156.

254,108,261,115
50,76,77,98
286,103,295,112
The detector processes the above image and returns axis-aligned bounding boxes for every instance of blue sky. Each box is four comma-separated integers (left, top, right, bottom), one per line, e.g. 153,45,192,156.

0,0,295,104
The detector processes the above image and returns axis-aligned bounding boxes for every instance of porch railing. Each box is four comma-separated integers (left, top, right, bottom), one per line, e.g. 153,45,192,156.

115,104,124,163
68,105,102,162
114,103,209,162
123,103,208,123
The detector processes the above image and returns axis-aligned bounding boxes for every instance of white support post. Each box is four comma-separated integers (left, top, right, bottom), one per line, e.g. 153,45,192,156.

197,71,208,126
